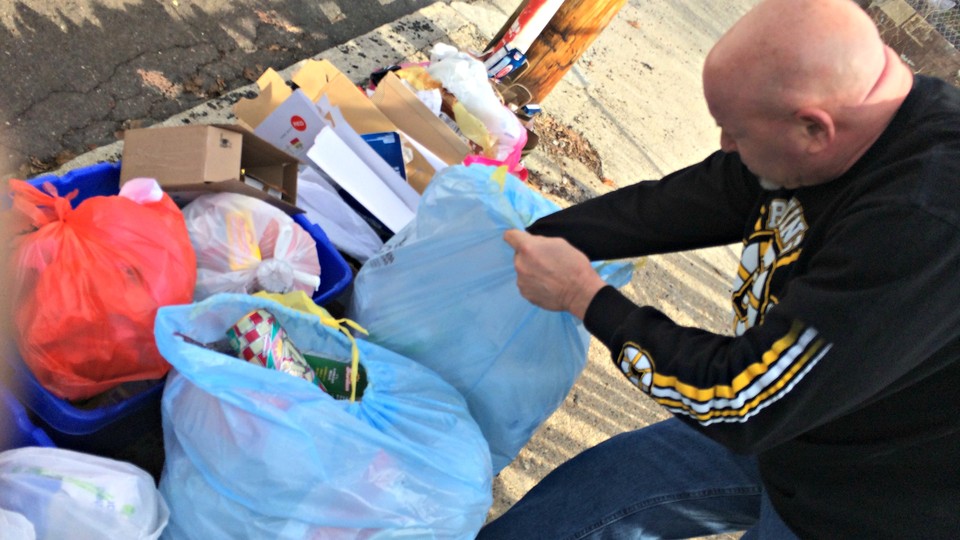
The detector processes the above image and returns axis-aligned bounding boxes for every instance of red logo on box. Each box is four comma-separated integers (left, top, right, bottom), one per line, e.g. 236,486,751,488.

291,115,307,131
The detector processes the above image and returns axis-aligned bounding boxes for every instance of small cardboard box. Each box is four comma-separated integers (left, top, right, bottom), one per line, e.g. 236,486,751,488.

119,124,302,214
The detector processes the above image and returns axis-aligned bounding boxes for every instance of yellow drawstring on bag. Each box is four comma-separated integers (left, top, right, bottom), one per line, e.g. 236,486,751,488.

255,291,368,402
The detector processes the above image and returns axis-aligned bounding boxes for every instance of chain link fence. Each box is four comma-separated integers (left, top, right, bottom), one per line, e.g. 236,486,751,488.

859,0,960,86
907,0,959,48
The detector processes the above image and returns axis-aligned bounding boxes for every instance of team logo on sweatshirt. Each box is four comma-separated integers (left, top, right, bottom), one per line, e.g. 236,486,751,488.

731,196,807,335
618,343,654,392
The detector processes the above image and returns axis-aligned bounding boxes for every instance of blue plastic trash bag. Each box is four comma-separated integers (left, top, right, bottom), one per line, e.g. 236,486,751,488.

348,164,632,473
154,293,492,539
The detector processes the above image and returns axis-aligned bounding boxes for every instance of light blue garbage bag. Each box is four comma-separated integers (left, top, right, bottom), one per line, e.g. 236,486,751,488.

155,293,493,540
348,164,633,473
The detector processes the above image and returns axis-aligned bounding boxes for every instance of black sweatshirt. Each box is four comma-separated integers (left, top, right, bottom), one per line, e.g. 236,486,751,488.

527,75,960,538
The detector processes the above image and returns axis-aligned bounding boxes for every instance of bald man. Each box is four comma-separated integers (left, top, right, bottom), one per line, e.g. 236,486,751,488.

482,0,960,537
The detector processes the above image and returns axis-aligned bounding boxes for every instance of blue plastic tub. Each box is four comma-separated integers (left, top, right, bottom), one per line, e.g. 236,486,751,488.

293,212,353,305
8,161,353,477
29,161,122,203
0,383,55,451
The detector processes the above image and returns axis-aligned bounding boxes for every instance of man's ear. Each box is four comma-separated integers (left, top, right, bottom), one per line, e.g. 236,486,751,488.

795,107,835,154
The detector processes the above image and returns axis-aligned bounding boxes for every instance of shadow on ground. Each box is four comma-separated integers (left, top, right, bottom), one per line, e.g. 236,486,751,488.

0,0,438,179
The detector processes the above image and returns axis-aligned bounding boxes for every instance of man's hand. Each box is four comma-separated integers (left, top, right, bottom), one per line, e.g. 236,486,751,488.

503,229,607,320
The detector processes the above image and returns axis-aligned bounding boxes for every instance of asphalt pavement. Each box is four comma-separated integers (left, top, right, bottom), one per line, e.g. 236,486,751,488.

0,0,443,180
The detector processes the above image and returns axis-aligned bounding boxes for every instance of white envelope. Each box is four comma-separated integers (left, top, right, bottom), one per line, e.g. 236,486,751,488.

314,95,420,212
307,126,415,234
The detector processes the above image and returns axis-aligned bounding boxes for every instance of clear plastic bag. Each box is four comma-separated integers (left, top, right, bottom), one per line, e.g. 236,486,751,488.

297,167,384,262
182,192,321,300
0,447,170,540
427,44,528,177
155,294,492,539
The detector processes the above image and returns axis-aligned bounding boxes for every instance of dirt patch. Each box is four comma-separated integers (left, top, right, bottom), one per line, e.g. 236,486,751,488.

522,112,610,205
530,113,604,180
524,168,590,206
137,69,184,100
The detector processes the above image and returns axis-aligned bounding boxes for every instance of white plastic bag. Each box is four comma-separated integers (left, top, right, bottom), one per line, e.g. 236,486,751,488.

427,43,526,165
0,447,169,540
297,167,384,262
182,192,321,300
0,508,36,540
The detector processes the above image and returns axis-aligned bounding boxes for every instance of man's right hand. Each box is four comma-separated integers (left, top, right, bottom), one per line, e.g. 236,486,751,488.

503,229,606,320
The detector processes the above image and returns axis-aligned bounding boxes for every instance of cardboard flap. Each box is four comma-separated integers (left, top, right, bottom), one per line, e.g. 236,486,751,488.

233,69,293,129
290,59,339,101
371,72,470,167
292,59,395,135
217,124,300,207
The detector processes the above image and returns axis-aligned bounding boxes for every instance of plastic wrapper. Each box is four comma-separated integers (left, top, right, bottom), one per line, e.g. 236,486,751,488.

427,43,527,173
182,192,321,300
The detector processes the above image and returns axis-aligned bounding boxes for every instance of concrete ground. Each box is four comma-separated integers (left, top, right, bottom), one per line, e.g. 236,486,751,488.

20,0,763,536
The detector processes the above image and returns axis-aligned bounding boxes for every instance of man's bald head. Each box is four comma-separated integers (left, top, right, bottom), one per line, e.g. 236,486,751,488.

705,0,886,113
701,0,912,188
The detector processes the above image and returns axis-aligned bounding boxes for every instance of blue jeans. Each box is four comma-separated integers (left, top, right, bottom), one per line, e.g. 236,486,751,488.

477,418,799,540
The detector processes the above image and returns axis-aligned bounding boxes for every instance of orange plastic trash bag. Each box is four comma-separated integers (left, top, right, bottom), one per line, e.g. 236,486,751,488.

7,178,197,401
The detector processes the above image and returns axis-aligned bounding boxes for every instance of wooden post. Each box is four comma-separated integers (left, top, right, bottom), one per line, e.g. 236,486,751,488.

499,0,629,104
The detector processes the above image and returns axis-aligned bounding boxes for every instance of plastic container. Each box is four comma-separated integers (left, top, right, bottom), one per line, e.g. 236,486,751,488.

7,161,352,479
294,212,353,306
0,383,55,451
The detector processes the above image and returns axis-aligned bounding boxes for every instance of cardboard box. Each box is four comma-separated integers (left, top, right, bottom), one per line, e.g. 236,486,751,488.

119,124,302,214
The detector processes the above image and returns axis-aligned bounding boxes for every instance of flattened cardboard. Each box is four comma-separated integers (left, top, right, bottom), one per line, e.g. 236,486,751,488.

292,60,395,134
291,59,438,193
119,124,302,214
314,94,419,212
370,72,470,168
233,69,292,130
